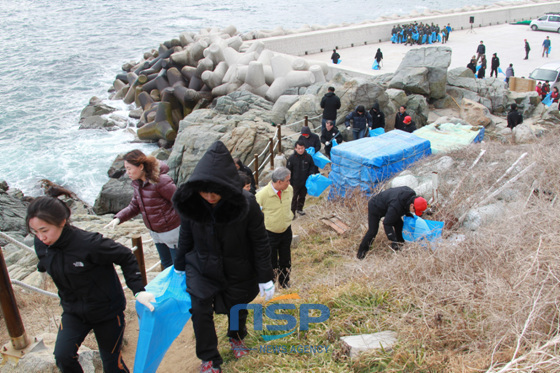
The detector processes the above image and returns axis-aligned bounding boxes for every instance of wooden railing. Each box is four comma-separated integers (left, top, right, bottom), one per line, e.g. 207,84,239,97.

247,114,322,184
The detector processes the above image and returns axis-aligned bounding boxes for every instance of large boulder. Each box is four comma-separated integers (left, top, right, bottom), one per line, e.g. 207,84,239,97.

447,67,477,90
509,91,541,117
213,91,273,115
460,98,492,127
92,177,133,215
79,96,116,120
0,190,28,235
475,78,509,113
284,95,322,132
389,46,451,99
446,68,509,113
405,94,429,128
388,67,430,96
168,93,280,185
512,123,537,144
78,97,124,130
540,105,560,124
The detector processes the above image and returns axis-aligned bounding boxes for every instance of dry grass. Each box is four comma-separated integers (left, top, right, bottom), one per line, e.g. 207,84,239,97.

221,127,560,372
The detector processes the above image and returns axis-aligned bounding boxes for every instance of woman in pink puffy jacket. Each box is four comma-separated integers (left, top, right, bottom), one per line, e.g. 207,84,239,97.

106,150,180,268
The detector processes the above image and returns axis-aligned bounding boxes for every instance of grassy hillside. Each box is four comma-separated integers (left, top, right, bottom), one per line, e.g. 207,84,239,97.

218,128,560,372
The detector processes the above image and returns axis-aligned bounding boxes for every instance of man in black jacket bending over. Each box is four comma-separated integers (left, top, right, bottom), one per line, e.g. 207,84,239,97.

357,186,427,259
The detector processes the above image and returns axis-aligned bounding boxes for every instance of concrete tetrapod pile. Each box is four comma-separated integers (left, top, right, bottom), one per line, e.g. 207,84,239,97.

109,25,328,143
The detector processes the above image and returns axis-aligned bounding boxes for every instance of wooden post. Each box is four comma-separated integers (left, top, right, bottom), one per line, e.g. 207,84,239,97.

278,125,282,154
304,116,308,127
131,235,148,286
254,154,259,186
269,138,274,168
0,247,29,350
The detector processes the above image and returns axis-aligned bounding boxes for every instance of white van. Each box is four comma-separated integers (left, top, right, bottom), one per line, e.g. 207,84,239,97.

529,62,560,90
530,13,560,32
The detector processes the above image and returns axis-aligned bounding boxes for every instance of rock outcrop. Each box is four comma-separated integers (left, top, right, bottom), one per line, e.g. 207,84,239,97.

0,185,29,235
389,46,451,100
93,156,134,215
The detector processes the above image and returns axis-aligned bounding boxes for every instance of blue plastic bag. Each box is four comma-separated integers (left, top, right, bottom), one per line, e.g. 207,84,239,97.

305,174,332,197
369,128,384,137
307,147,331,168
403,215,444,246
331,138,338,147
313,152,331,168
134,267,192,373
542,92,552,107
372,60,379,70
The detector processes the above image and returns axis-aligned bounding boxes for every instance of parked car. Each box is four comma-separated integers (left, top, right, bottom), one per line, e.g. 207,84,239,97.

529,62,560,90
530,13,560,32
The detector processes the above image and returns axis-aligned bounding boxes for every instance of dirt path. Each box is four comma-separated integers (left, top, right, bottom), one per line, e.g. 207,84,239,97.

122,306,199,373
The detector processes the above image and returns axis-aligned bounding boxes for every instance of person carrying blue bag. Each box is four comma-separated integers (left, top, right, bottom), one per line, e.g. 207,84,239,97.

172,141,274,373
320,120,342,158
357,186,428,259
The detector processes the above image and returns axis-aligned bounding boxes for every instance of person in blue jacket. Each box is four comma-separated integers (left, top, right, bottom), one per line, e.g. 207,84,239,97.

345,105,372,140
542,36,551,58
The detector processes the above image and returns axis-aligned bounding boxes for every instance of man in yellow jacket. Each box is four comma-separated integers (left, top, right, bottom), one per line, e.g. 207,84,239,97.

256,167,294,288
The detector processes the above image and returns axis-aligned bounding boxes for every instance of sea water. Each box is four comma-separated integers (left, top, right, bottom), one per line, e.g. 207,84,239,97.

0,0,521,204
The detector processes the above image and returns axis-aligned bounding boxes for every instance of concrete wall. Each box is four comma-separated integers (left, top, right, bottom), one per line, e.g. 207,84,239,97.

254,1,560,56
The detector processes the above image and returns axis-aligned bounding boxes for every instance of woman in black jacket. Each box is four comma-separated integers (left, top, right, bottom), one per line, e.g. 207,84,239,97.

27,197,154,373
173,141,274,373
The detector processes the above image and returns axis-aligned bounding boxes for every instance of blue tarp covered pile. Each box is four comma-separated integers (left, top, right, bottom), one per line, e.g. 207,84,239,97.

329,130,431,197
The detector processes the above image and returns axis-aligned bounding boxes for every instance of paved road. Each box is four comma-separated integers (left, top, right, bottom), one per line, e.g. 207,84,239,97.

303,23,560,81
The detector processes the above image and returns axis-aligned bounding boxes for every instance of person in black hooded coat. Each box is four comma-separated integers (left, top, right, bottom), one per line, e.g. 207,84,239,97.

173,141,274,372
369,103,386,130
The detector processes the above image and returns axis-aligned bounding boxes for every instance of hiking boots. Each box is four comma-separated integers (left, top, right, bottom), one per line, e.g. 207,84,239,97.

229,338,250,359
200,361,221,373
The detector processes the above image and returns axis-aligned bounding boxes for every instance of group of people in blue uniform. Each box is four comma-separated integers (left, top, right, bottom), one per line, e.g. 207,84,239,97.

391,22,451,46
